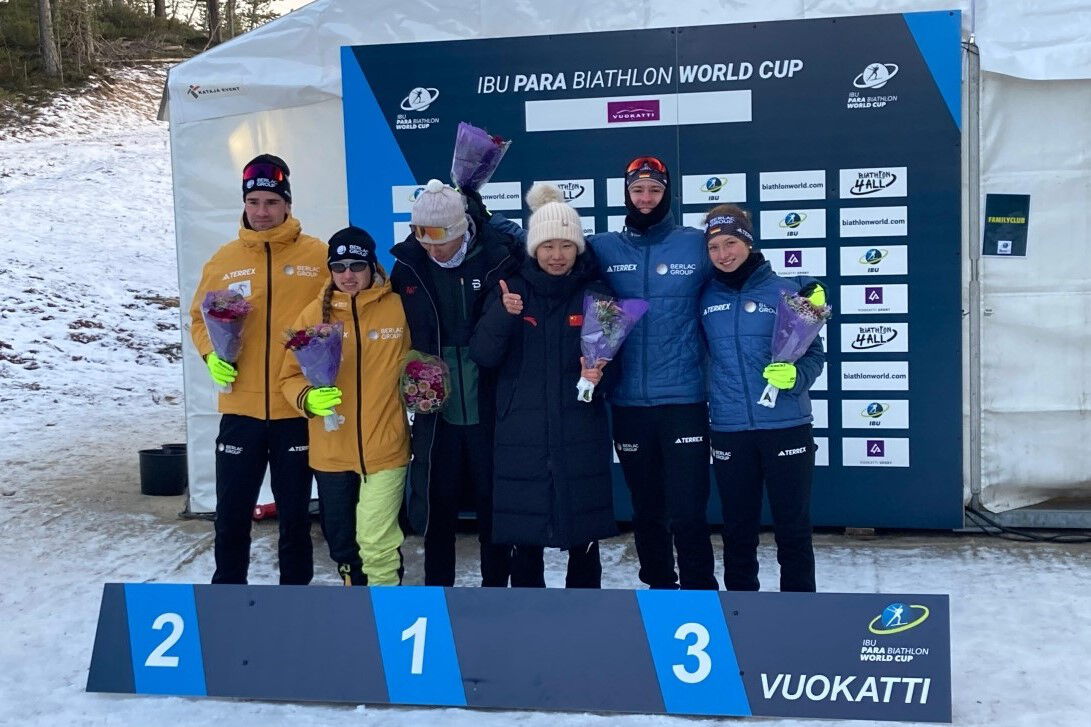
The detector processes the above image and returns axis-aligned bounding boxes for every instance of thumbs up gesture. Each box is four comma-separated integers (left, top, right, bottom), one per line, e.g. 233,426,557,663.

499,279,523,316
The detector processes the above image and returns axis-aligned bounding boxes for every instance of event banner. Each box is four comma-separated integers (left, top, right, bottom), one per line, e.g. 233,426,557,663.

341,11,963,528
982,193,1030,256
88,583,952,722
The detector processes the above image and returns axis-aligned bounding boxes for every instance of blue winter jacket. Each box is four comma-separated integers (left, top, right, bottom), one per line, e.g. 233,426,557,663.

700,261,825,432
589,216,713,407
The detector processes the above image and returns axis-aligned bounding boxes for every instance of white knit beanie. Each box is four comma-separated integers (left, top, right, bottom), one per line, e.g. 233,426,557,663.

525,182,585,256
410,179,469,244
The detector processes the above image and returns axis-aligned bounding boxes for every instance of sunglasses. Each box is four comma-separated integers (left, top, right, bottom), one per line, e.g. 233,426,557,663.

330,261,369,273
625,156,667,174
411,224,457,242
242,162,285,182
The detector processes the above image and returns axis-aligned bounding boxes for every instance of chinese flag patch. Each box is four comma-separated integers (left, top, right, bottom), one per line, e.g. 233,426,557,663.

568,314,584,327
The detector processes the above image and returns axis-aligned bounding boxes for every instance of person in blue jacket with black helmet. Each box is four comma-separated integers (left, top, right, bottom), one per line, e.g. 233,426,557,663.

587,156,717,591
699,203,826,592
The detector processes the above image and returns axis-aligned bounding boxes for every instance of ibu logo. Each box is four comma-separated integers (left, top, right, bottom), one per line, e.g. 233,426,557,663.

866,439,885,457
701,176,724,193
784,250,802,268
861,248,888,265
864,402,890,419
869,602,930,635
865,286,884,304
780,212,804,229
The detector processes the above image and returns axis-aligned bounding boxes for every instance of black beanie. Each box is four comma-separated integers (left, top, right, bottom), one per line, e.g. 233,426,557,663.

242,154,292,203
328,226,377,273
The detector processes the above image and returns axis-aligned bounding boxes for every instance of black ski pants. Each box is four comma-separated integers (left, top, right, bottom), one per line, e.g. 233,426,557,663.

711,424,816,592
509,542,602,589
314,471,366,586
611,403,717,590
424,420,512,587
212,414,313,585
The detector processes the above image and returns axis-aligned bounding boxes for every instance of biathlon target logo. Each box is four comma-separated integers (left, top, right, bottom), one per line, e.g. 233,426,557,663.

401,87,440,112
700,176,725,193
854,63,899,89
780,212,806,229
869,602,930,635
861,248,889,265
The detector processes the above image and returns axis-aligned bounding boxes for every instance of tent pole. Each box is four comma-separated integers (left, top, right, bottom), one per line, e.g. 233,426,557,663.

965,36,983,512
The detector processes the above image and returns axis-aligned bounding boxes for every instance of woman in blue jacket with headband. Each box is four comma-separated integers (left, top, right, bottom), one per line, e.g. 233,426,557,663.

699,203,826,592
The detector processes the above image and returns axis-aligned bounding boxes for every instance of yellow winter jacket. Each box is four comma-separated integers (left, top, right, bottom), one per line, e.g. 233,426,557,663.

189,216,329,420
279,275,412,475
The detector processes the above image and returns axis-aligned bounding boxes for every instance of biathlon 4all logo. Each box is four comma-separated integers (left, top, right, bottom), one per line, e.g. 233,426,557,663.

869,602,930,635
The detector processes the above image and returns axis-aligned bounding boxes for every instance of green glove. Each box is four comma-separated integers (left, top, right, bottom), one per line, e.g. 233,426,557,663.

801,282,826,307
305,387,343,416
763,362,797,390
205,352,237,386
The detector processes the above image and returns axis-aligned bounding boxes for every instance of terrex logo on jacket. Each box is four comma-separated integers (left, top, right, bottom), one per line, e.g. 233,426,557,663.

189,216,330,420
589,218,712,407
699,261,826,433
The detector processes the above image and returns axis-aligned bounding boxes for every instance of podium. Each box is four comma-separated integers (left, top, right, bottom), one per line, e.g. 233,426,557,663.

88,584,950,722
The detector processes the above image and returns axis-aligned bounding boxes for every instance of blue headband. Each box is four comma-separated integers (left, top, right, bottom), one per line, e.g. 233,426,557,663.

705,215,753,243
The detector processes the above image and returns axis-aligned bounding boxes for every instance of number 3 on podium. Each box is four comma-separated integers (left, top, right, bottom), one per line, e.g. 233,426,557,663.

672,621,713,684
636,591,750,715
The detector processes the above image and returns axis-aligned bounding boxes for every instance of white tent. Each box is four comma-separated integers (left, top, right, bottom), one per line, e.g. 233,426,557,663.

165,0,1091,519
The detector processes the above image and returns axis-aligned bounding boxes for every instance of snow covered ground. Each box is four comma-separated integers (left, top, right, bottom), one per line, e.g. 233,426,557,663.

1,67,1089,727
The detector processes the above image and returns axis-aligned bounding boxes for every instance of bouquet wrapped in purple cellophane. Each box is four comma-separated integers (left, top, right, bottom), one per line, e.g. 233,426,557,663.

200,289,253,393
285,323,344,431
577,294,649,402
450,122,511,191
757,290,832,408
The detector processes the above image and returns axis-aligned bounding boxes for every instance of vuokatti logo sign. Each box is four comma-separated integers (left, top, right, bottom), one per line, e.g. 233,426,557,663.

607,100,660,123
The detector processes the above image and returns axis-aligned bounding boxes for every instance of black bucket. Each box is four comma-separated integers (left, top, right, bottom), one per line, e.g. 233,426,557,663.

162,443,187,455
139,447,187,496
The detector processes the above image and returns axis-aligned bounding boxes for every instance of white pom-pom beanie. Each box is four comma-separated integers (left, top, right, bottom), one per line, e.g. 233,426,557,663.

410,179,469,244
525,182,585,256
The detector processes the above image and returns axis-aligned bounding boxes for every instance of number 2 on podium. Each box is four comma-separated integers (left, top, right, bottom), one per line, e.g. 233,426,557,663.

145,612,184,668
401,616,427,675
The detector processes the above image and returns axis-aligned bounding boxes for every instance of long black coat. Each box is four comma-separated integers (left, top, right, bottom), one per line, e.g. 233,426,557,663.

389,217,522,535
469,254,619,549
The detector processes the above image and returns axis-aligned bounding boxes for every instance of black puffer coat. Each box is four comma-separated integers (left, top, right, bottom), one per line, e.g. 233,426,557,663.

470,254,619,549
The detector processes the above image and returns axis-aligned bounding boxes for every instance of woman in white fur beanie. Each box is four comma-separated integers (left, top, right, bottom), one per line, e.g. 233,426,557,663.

468,182,618,590
525,183,586,257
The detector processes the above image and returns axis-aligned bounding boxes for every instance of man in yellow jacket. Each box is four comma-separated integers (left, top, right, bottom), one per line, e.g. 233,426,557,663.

189,154,329,585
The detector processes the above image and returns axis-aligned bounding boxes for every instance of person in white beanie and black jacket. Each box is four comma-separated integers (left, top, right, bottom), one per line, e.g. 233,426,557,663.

389,178,523,587
469,183,620,588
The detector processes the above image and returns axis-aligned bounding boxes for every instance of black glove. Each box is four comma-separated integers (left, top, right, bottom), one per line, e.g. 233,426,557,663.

462,186,491,222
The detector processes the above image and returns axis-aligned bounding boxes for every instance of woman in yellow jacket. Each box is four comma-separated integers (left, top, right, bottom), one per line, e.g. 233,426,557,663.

280,227,411,586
